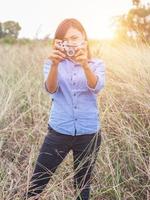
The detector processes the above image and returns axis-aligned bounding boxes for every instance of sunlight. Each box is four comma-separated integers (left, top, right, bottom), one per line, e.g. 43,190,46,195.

0,0,137,40
84,13,116,40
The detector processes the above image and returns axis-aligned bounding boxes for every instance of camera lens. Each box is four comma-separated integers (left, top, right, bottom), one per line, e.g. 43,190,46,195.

67,48,75,57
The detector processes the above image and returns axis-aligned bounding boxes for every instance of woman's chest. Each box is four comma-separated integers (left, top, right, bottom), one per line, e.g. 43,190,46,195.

57,61,94,91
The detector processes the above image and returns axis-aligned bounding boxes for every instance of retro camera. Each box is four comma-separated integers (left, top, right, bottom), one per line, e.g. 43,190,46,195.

55,40,85,57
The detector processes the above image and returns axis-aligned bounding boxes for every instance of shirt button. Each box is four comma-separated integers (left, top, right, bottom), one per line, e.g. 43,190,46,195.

74,106,77,109
73,82,75,85
74,73,76,75
74,93,76,96
75,118,77,121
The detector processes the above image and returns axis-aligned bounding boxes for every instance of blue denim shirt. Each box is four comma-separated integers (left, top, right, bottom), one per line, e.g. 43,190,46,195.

43,58,105,136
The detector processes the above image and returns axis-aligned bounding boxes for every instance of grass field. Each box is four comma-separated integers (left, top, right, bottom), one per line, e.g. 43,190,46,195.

0,40,150,200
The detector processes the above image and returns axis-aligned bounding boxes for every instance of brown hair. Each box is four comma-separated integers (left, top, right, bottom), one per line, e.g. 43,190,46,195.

52,18,92,60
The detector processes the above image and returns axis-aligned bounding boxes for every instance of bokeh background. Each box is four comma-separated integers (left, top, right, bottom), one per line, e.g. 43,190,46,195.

0,0,150,199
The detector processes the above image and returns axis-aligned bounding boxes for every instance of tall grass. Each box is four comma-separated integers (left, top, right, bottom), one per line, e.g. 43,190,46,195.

0,40,150,200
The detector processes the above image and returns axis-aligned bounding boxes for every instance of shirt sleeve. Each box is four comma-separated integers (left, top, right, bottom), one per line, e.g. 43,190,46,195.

43,58,59,97
86,59,106,94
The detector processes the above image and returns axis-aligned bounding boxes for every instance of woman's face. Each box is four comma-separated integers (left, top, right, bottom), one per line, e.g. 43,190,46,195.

63,26,85,44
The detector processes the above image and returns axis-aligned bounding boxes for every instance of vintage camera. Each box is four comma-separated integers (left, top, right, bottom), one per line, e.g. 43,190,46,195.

55,40,85,57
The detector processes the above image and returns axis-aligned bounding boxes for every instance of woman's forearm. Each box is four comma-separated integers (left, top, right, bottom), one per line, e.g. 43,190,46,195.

82,64,98,89
45,63,59,93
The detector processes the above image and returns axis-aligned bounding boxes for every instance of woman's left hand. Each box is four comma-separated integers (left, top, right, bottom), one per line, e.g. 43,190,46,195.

73,41,88,68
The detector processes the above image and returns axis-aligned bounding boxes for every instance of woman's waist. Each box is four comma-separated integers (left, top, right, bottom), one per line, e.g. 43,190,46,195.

51,104,99,114
49,110,100,119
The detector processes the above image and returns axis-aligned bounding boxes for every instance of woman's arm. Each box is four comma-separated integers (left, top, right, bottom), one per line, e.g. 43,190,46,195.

44,39,66,94
82,64,98,89
45,63,59,93
82,60,105,94
74,43,105,94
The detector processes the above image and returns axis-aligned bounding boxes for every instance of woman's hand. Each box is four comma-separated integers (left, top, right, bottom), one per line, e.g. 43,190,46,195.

48,39,66,66
73,41,88,67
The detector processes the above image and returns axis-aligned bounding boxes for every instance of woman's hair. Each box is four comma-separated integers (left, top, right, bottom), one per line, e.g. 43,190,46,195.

52,18,92,59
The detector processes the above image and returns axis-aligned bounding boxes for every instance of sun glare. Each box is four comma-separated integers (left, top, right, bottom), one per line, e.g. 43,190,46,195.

0,0,133,40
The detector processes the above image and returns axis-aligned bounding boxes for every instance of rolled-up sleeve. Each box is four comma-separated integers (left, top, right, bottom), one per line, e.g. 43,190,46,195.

86,59,106,94
43,58,59,96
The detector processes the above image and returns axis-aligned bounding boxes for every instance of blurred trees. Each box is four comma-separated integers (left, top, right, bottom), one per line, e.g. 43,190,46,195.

0,20,21,39
113,0,150,42
0,22,3,38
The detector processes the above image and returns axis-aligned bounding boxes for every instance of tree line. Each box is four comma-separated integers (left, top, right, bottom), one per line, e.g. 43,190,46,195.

0,20,21,39
113,0,150,42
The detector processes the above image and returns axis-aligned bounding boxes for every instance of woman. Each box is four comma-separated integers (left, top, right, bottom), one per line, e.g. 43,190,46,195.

23,18,105,200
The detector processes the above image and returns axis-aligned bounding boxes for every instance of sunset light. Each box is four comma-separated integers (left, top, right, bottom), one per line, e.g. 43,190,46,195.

0,0,135,40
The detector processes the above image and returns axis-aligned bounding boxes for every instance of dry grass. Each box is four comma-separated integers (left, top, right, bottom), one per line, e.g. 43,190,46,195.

0,39,150,200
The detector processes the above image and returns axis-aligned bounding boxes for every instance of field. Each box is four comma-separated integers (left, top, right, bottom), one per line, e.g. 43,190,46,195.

0,40,150,200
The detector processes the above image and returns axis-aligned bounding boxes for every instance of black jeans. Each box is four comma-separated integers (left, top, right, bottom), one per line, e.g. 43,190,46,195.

23,125,102,200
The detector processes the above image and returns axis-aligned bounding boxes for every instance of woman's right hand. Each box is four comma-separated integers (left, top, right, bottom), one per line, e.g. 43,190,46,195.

48,39,66,66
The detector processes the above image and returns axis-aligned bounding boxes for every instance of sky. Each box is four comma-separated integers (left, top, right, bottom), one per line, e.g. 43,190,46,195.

0,0,149,39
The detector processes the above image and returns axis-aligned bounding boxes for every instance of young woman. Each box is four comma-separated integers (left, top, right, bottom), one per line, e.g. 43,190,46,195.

23,18,105,200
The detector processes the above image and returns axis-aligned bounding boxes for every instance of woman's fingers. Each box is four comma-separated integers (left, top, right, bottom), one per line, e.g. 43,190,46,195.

75,48,87,58
54,39,62,43
75,55,86,61
75,49,83,57
53,49,66,58
52,53,64,60
75,42,87,55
